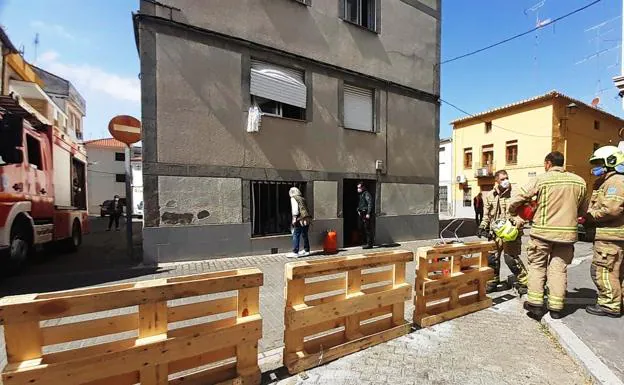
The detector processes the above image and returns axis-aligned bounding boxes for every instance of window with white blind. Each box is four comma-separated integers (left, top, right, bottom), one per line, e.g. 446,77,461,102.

343,84,374,132
250,60,306,120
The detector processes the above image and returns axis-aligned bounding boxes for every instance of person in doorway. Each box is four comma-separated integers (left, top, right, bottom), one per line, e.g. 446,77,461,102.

582,146,624,318
288,187,312,258
107,195,124,231
477,170,528,294
357,182,375,249
509,152,588,320
473,192,484,227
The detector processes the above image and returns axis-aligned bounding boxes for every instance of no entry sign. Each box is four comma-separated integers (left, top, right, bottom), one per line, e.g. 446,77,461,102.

108,115,141,145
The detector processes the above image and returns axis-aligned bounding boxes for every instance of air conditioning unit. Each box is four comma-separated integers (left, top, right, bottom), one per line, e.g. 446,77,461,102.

456,175,466,184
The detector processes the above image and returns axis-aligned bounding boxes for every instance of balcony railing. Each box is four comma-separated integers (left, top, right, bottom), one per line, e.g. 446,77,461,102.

474,162,495,178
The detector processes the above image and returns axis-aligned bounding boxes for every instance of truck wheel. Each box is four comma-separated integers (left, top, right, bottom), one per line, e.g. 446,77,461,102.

6,228,30,274
63,220,82,253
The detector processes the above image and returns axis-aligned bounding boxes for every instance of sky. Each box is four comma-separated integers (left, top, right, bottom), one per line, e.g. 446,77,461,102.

0,0,622,141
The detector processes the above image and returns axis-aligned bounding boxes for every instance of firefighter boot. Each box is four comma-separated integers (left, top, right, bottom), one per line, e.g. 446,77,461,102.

523,301,546,319
586,304,621,318
486,253,502,293
504,253,528,295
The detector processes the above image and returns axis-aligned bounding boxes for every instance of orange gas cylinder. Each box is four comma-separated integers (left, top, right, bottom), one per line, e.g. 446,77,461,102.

324,230,338,254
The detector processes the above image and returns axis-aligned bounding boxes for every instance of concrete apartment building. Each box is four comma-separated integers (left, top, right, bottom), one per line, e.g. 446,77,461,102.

451,91,624,219
438,138,452,218
134,0,441,262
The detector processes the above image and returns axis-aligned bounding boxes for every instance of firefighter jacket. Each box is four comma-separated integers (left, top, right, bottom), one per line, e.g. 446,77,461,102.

480,187,514,230
508,166,588,244
587,172,624,241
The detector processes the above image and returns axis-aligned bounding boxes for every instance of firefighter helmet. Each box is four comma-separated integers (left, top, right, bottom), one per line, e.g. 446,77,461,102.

491,219,519,242
589,146,624,168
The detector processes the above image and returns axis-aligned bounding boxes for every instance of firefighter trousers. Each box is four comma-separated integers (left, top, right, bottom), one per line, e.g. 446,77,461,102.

526,236,574,311
591,240,624,313
487,238,528,287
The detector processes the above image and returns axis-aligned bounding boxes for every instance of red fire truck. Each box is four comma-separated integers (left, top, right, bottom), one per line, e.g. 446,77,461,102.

0,95,88,272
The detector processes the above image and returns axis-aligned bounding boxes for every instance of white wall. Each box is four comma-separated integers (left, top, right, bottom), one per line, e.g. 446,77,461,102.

86,147,126,215
439,140,454,217
131,160,143,216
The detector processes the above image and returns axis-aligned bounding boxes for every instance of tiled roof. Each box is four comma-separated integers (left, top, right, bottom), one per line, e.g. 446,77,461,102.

450,90,624,126
84,138,127,150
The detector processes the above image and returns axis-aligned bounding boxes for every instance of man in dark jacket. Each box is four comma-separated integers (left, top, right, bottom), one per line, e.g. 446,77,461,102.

107,195,124,231
357,182,375,249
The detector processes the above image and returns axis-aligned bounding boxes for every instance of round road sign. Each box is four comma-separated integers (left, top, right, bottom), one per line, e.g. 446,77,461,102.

108,115,142,145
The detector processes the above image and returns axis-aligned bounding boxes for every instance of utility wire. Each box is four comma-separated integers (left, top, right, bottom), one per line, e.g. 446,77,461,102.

441,0,602,65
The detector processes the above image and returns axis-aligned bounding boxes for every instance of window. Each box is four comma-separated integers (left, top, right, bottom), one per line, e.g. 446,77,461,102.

26,135,43,170
343,84,374,132
485,121,492,133
250,60,306,120
439,186,448,213
439,147,445,164
343,0,377,31
481,145,494,167
251,181,307,236
506,140,518,165
463,187,472,207
115,152,125,161
593,143,600,151
116,174,126,183
594,120,600,130
463,148,473,169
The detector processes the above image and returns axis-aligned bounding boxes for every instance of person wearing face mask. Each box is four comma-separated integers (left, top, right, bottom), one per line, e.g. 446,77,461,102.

477,170,528,294
357,182,375,249
509,152,588,320
581,146,624,318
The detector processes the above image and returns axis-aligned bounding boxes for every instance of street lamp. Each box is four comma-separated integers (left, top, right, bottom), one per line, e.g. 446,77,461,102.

565,103,579,116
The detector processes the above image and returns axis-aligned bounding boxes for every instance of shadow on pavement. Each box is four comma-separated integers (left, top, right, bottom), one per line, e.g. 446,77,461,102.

560,287,597,317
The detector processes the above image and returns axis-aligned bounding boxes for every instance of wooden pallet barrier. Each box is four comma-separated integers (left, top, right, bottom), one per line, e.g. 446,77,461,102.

283,250,413,374
413,241,496,328
0,268,263,385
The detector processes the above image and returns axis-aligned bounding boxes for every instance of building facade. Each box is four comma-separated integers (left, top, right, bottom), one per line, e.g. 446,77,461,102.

438,138,452,218
451,91,624,219
85,138,131,215
134,0,441,263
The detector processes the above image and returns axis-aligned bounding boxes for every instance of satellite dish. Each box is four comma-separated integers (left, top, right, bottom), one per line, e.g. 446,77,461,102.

591,97,600,107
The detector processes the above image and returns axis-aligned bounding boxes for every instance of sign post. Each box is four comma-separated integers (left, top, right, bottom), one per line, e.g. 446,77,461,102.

108,115,142,262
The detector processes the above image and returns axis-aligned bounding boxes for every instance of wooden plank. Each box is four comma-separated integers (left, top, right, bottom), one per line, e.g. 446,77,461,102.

360,316,393,336
41,313,138,346
421,268,493,296
303,329,345,354
284,278,305,360
361,270,393,285
361,283,394,295
460,256,481,268
286,323,411,374
168,347,235,374
34,284,135,300
285,284,411,330
139,301,168,339
4,321,42,364
2,316,262,385
82,371,139,385
43,337,137,364
415,298,492,328
304,277,346,296
236,342,260,385
140,364,168,385
0,269,263,323
423,260,451,273
419,241,495,258
345,269,362,339
305,293,345,307
422,281,479,302
169,317,238,339
168,297,237,323
170,362,239,385
286,251,413,280
238,287,260,318
392,262,406,325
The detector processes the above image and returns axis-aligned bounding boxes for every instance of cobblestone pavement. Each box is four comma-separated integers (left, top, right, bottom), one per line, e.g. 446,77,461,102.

0,232,595,383
263,294,590,385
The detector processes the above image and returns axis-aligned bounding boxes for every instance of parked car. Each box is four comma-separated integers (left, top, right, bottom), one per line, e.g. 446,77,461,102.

99,199,126,217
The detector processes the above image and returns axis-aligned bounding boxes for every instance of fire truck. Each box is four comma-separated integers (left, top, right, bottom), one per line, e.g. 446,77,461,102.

0,95,88,272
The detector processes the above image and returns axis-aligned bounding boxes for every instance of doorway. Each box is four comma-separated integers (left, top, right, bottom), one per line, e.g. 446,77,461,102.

343,179,376,247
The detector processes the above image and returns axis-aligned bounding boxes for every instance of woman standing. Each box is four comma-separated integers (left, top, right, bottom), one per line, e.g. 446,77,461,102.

288,187,312,258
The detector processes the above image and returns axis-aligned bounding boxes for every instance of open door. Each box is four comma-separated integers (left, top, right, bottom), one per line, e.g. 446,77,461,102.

343,179,376,247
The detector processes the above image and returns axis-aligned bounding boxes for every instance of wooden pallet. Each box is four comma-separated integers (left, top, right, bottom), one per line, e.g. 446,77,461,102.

283,250,413,374
0,268,264,385
413,241,496,328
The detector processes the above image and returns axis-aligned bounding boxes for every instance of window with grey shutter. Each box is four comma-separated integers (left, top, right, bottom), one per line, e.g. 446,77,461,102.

343,84,374,132
250,60,307,109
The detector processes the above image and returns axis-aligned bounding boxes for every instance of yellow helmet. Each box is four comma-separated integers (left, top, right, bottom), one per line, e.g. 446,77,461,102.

491,219,519,242
589,146,624,168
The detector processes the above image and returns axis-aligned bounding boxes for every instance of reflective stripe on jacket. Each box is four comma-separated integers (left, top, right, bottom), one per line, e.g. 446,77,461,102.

588,172,624,241
509,167,588,243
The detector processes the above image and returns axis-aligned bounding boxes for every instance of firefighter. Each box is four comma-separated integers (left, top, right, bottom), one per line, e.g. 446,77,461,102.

582,146,624,318
508,152,588,319
477,170,528,294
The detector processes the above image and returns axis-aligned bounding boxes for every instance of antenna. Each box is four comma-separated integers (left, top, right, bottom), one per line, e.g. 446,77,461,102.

524,0,549,90
33,33,40,62
576,17,621,96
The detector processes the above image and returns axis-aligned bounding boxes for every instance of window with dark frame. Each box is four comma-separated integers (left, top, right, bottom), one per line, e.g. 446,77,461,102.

343,0,377,31
115,174,126,183
481,145,494,167
485,121,492,133
506,140,518,165
26,135,43,170
463,148,473,169
251,181,307,237
115,152,125,162
594,120,600,130
250,60,307,121
463,187,472,207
